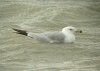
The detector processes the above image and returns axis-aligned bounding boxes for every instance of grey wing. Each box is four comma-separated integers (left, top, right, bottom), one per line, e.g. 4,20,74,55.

28,32,53,42
44,32,65,43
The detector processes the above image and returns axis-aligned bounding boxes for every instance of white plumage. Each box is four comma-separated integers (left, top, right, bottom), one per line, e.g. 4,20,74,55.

13,26,82,43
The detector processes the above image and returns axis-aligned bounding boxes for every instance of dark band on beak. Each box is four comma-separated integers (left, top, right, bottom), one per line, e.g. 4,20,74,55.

80,30,82,33
76,30,83,33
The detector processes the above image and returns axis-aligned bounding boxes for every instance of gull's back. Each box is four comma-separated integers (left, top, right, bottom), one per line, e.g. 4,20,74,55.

42,31,65,43
28,31,65,43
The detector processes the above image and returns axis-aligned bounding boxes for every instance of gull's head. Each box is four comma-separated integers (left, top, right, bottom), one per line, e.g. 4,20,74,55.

61,26,82,43
62,26,82,34
62,26,77,34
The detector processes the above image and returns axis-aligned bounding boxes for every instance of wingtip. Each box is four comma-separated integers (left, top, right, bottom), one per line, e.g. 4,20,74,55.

12,28,28,36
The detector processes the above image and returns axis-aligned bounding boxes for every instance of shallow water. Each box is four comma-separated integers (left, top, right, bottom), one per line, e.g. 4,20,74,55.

0,0,100,71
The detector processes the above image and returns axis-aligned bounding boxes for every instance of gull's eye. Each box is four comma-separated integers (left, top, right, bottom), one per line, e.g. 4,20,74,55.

69,29,73,31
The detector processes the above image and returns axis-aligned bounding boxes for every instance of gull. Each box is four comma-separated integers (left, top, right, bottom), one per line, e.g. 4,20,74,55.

13,26,82,43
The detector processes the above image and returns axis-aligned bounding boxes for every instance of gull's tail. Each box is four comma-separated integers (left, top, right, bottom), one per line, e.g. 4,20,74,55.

12,28,28,36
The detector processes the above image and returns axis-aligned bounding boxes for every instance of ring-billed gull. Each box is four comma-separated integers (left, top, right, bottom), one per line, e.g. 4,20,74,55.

13,26,82,43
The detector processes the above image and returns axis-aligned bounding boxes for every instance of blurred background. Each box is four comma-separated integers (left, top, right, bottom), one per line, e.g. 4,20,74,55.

0,0,100,71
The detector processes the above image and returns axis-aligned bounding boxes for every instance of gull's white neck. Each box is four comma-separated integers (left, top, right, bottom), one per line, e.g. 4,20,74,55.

62,29,75,43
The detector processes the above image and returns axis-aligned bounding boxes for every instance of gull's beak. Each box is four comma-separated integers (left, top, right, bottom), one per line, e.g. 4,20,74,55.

75,29,83,33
